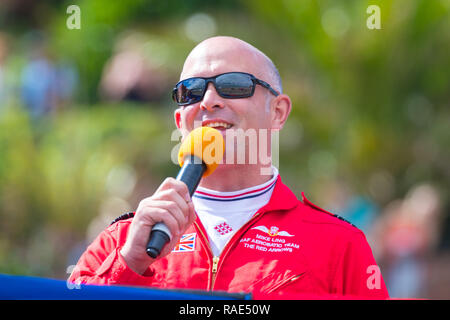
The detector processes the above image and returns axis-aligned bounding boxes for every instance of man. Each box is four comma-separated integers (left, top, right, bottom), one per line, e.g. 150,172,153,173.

69,36,389,299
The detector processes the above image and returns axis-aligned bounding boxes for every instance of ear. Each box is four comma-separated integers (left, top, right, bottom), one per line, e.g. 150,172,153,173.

271,94,292,130
174,109,182,129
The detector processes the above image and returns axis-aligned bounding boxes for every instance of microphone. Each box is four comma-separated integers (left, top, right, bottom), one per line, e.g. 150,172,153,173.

146,127,224,258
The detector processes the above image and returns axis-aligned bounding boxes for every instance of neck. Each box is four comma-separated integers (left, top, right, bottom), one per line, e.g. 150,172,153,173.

199,164,274,192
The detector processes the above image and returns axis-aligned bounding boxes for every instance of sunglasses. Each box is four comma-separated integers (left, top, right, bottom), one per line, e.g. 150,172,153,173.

172,72,279,106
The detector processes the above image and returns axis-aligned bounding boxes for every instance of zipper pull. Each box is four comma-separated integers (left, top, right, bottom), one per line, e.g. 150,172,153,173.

212,256,219,274
210,256,220,290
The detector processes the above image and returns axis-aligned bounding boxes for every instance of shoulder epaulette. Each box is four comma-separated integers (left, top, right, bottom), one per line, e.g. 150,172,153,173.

332,213,357,228
301,192,357,228
110,211,135,225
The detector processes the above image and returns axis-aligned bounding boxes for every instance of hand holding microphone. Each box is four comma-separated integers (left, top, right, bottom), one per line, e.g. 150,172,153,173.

120,127,224,274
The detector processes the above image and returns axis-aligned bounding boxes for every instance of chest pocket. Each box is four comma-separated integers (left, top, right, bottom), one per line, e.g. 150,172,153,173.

265,272,306,294
250,270,308,294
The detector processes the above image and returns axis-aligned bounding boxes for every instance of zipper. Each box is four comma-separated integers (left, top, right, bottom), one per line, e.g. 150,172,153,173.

211,256,220,287
194,211,265,291
193,220,217,290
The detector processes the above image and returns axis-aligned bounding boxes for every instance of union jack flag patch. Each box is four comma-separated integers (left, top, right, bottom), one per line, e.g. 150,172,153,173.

172,233,196,253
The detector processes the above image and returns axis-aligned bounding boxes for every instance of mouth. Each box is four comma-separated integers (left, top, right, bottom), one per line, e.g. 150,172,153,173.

201,119,233,130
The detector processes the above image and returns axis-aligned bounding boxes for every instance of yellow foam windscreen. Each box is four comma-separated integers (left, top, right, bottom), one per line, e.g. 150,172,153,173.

178,127,225,177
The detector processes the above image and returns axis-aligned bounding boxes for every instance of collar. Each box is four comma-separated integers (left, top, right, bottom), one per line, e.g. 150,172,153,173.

257,175,299,214
194,168,278,200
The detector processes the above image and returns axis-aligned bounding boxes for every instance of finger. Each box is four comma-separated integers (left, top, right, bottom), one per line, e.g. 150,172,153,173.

163,199,189,233
149,200,187,235
141,205,181,240
152,188,190,215
146,190,190,230
156,177,190,201
186,201,196,227
138,190,189,220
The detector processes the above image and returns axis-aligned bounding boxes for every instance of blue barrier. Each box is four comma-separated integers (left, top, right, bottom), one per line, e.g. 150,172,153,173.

0,274,251,300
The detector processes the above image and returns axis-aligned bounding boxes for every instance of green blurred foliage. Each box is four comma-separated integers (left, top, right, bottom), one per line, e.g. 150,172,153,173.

0,104,177,275
0,0,449,280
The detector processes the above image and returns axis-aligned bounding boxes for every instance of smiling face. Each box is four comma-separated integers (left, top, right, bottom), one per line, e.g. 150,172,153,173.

174,37,291,186
175,37,280,136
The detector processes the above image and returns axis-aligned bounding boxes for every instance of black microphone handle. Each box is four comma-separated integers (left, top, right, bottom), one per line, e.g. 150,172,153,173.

146,156,206,258
176,155,207,196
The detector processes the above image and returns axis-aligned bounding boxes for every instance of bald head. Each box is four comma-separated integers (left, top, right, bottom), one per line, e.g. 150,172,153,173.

181,36,282,94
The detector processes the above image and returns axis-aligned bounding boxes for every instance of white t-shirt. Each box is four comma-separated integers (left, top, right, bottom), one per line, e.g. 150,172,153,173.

193,166,279,257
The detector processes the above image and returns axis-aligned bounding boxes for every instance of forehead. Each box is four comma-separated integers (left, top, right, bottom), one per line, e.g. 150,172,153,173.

180,41,267,81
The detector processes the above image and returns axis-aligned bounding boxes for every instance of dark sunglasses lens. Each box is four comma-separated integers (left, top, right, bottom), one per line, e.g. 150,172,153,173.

216,73,254,98
175,78,205,104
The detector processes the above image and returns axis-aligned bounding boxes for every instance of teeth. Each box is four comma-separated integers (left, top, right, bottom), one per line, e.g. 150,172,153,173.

204,122,232,129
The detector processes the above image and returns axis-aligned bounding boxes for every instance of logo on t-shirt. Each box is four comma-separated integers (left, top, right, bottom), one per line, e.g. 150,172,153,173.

214,222,233,235
251,225,294,237
240,225,300,253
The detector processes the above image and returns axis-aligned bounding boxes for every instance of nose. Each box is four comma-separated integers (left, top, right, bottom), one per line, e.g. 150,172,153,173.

199,82,225,112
